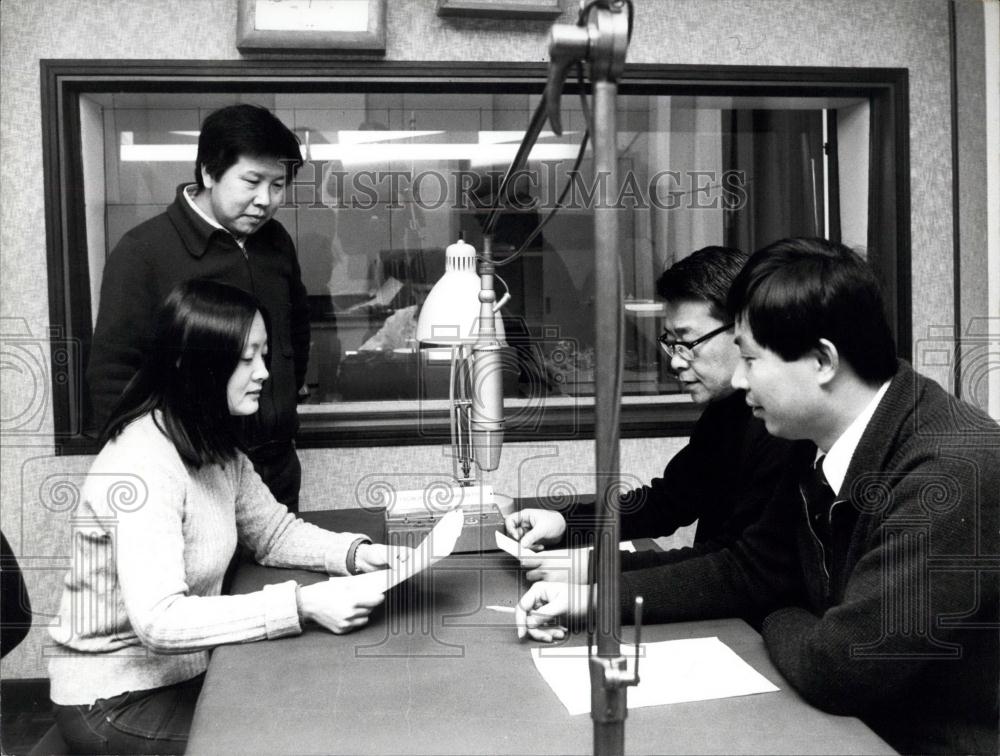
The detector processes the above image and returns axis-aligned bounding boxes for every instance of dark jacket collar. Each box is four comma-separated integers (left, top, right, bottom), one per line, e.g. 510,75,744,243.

165,183,232,259
703,388,751,419
781,362,913,503
715,388,749,412
838,360,915,505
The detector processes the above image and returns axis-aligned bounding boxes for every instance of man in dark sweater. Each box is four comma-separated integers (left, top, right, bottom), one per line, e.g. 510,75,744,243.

87,104,310,509
517,238,999,755
504,246,792,578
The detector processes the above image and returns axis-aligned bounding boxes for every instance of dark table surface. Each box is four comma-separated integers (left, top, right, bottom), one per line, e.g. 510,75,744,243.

186,508,895,755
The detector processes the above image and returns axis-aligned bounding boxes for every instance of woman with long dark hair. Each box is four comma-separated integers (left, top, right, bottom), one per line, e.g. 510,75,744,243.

49,280,396,754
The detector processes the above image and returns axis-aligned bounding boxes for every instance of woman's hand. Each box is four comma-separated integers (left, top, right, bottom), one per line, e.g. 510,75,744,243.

352,543,413,573
297,581,384,634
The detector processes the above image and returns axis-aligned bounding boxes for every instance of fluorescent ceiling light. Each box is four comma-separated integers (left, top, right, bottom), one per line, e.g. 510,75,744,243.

153,130,573,144
320,143,582,166
477,130,573,144
338,130,444,144
119,142,583,164
120,145,197,161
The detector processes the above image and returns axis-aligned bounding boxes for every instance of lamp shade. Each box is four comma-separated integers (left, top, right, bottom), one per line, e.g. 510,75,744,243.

416,238,506,346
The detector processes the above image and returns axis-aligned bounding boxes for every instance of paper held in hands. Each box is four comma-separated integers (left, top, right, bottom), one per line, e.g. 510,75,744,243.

493,530,636,564
532,637,779,715
328,507,465,593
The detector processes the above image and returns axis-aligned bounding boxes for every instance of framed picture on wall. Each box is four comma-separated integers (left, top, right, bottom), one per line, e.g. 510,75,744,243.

437,0,563,20
236,0,386,54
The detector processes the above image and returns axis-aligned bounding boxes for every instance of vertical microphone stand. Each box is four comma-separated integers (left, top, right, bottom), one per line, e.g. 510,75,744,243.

547,4,635,755
483,4,636,750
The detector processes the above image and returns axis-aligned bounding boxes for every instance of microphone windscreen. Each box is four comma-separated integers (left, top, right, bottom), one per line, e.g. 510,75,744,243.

471,343,504,471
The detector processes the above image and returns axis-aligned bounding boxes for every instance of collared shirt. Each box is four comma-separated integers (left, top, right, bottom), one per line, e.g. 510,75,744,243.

182,184,246,249
817,380,891,495
88,183,308,445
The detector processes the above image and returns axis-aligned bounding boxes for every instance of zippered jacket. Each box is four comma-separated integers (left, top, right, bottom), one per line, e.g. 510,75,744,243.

87,184,311,451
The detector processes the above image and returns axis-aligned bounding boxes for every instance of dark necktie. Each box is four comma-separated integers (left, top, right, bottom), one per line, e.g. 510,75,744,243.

803,454,835,545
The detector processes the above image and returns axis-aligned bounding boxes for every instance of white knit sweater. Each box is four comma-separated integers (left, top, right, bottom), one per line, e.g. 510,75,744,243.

48,413,366,705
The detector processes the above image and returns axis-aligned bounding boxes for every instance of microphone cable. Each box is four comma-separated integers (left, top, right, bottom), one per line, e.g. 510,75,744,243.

494,61,592,269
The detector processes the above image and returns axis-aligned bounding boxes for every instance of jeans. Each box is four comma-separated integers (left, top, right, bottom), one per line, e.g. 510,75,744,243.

53,674,204,755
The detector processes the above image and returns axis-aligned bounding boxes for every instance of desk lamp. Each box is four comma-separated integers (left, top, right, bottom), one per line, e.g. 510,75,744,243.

380,234,512,551
415,233,509,487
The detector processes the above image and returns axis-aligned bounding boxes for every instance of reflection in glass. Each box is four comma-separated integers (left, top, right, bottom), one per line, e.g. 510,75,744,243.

82,91,867,409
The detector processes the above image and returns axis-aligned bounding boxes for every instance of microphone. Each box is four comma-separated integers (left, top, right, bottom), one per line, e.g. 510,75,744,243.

471,340,503,472
470,237,505,472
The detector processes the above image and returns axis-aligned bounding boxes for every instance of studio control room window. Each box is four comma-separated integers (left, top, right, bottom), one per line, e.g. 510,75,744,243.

43,62,909,450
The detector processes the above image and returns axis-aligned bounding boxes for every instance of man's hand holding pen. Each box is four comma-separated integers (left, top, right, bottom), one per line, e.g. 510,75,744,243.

516,581,592,643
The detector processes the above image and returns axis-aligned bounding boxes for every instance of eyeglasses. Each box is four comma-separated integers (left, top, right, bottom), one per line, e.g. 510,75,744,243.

657,322,734,361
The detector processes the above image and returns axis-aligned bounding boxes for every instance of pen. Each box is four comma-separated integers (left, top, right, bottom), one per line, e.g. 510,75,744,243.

485,605,516,614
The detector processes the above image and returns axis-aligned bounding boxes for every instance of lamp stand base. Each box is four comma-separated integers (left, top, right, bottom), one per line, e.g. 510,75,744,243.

384,486,515,554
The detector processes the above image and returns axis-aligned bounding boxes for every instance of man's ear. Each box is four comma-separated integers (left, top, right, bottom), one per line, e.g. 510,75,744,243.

814,338,839,387
200,164,214,190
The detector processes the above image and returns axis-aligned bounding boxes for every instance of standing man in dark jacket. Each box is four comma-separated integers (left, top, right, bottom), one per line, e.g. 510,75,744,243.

87,104,310,509
518,238,999,755
505,246,793,577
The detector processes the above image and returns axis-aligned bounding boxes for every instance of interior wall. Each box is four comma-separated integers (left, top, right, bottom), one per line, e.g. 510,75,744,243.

915,0,997,414
0,0,963,680
951,0,998,419
988,0,1000,422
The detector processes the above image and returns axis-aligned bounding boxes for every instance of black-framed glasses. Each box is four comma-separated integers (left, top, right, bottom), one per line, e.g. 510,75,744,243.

657,322,734,361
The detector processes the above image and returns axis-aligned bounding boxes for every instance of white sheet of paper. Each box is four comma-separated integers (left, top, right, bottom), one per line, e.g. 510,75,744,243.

329,508,464,593
531,637,779,715
494,531,635,563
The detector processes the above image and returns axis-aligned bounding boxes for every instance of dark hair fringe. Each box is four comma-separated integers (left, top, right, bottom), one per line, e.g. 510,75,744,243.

727,237,897,384
656,246,749,320
194,104,302,189
102,279,264,468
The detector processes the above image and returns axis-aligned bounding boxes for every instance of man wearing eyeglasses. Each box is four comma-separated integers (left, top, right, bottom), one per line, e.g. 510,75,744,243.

505,246,793,583
517,239,999,754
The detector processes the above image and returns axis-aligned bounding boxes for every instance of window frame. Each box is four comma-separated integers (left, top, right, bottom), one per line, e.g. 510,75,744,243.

41,59,910,454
